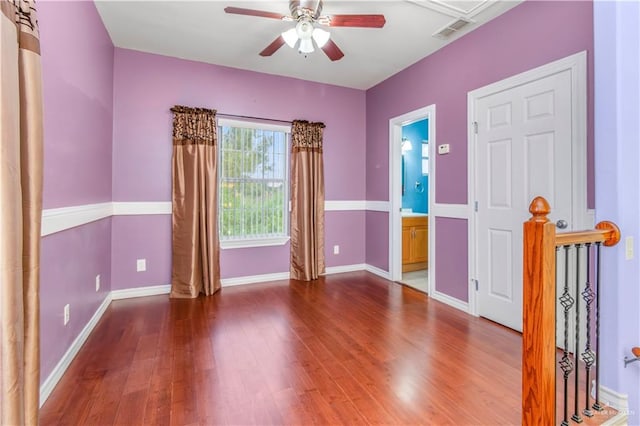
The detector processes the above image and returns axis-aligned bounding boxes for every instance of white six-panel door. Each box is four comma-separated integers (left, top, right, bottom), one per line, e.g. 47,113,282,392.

474,69,575,332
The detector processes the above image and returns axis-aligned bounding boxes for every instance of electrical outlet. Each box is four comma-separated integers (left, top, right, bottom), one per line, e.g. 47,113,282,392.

63,304,70,326
136,259,146,272
333,245,340,255
95,274,100,292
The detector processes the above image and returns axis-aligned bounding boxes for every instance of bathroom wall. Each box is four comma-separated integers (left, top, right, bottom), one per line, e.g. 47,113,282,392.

401,119,428,213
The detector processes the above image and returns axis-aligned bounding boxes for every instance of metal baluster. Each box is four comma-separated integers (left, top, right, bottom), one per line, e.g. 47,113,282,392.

593,242,604,411
559,245,575,426
572,244,583,423
581,243,595,417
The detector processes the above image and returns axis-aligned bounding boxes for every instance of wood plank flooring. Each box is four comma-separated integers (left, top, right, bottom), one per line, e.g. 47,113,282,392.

39,271,615,425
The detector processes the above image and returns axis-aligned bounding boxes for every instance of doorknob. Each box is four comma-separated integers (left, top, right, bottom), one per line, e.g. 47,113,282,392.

556,220,568,229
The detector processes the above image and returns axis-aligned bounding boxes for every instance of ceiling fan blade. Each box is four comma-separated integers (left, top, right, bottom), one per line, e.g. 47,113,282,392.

326,14,386,28
321,39,344,61
260,36,286,57
224,7,287,20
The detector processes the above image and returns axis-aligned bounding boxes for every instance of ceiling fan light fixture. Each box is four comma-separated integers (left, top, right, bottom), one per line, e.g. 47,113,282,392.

311,27,330,48
296,19,314,40
298,38,315,53
282,27,298,48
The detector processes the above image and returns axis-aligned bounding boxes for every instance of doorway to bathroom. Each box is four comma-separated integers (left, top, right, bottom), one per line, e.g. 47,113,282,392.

388,105,435,294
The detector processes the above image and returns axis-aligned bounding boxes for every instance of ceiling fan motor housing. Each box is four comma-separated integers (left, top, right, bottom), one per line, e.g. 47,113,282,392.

290,0,323,21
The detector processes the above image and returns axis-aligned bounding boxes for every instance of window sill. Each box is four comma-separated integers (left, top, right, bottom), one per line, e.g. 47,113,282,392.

220,236,290,250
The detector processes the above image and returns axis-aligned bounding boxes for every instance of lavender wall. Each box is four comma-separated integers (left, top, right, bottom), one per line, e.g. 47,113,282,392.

365,212,389,271
594,1,640,422
111,48,366,288
40,220,112,379
365,0,594,302
40,1,114,209
38,1,114,383
434,218,468,302
111,215,171,290
110,212,368,288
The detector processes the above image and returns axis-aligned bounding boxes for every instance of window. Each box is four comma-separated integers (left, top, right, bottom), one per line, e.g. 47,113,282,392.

218,119,290,248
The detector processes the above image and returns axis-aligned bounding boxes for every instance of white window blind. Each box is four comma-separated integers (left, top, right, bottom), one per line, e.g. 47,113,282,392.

218,120,289,244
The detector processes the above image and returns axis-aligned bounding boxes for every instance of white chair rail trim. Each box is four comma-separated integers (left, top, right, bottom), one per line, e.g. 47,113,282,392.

41,203,113,236
41,201,388,236
41,201,476,236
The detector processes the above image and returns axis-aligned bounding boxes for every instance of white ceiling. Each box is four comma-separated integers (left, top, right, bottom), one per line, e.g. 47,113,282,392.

95,0,522,90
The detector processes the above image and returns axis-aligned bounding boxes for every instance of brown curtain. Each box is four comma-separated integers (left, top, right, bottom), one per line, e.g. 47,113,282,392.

1,0,43,424
290,120,325,281
170,106,221,298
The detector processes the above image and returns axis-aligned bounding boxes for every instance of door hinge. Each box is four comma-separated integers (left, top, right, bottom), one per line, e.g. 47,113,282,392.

474,279,479,291
474,201,478,212
473,121,478,134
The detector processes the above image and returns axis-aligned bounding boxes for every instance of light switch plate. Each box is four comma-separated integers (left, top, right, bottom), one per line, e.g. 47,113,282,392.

438,144,450,155
625,236,634,260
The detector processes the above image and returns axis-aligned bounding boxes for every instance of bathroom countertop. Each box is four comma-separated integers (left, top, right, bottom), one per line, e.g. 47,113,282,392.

401,212,428,217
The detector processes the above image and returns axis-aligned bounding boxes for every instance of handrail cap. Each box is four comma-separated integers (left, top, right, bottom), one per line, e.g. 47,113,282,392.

595,220,621,246
528,196,550,222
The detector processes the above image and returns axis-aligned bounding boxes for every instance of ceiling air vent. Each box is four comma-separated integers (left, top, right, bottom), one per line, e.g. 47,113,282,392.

432,17,472,39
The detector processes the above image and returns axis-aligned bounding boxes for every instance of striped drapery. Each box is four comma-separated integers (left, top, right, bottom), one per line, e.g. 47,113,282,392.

290,120,325,281
0,0,44,423
170,106,221,297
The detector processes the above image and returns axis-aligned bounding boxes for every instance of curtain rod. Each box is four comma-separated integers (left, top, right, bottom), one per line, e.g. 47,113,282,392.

217,113,292,124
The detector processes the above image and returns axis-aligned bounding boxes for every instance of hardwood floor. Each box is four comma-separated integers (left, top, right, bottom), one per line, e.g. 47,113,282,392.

39,272,614,425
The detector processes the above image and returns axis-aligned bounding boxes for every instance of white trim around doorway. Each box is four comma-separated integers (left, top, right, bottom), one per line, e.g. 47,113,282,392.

467,51,589,317
388,105,436,295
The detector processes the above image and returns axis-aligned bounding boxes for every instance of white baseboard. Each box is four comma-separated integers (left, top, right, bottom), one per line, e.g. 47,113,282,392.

597,383,629,411
597,383,629,426
430,290,469,313
221,272,290,287
602,412,629,426
108,265,372,299
325,264,367,275
222,264,370,286
39,293,112,407
365,264,391,280
111,284,171,300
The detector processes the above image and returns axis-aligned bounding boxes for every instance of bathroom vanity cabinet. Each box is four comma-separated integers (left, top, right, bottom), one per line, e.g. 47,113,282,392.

402,215,428,272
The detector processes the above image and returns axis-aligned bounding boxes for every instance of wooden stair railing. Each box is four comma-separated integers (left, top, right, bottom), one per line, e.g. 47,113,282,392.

522,196,620,425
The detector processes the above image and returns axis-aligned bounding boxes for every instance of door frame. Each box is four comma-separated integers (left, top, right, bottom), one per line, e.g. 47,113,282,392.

388,104,436,293
467,51,589,317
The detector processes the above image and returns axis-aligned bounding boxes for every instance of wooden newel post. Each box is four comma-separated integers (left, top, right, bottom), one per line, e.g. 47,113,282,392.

522,196,557,425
